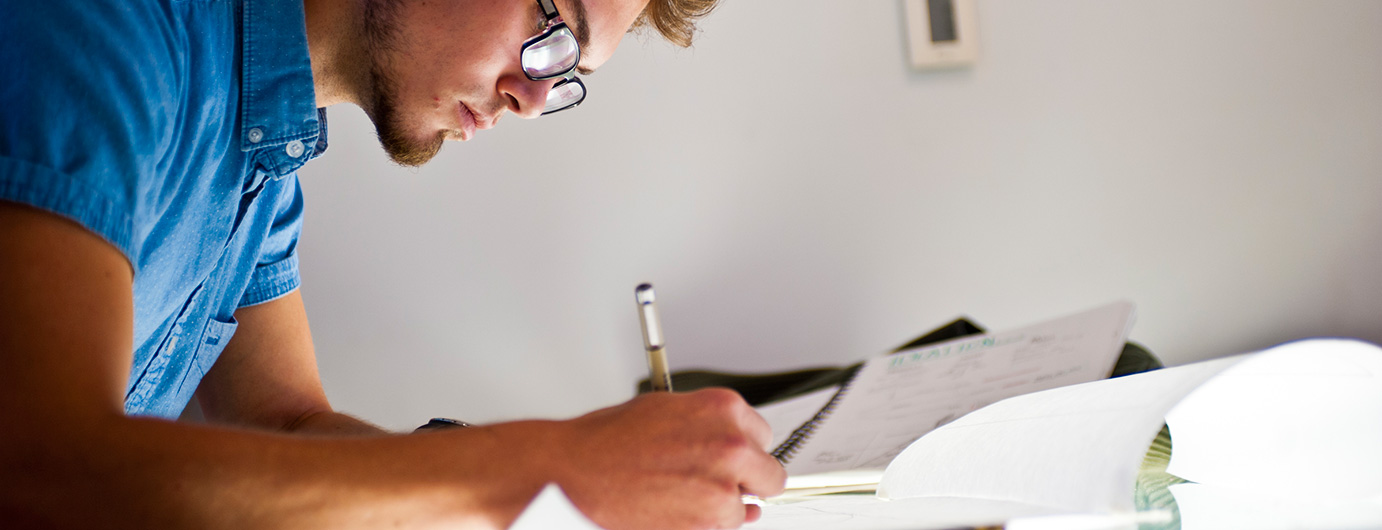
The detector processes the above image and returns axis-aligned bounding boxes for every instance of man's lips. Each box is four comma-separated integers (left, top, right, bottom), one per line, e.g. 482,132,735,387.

457,102,499,141
457,101,477,141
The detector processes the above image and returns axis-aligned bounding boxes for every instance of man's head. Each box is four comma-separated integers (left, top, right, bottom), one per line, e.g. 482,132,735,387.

356,0,719,167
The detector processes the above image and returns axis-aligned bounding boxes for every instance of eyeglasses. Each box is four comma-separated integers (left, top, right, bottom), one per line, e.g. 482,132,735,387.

522,0,587,115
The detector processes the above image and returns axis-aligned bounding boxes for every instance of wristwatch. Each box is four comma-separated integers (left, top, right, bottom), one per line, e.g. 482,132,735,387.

415,417,472,431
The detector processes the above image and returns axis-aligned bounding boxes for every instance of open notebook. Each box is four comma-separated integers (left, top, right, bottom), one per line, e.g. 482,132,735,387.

745,339,1382,530
761,301,1138,477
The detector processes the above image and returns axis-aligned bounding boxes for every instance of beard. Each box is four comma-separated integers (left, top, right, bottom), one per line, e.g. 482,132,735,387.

370,72,445,167
361,0,445,167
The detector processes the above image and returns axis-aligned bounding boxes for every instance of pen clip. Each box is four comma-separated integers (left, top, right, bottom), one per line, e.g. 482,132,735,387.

636,283,674,393
635,283,664,351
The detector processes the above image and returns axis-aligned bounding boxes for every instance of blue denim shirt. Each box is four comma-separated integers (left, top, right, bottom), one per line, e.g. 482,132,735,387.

0,0,326,418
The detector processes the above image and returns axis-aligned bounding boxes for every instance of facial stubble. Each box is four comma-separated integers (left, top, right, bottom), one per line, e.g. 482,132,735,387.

362,0,446,167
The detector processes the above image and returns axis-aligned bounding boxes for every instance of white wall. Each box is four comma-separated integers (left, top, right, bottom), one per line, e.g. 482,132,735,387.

297,0,1382,430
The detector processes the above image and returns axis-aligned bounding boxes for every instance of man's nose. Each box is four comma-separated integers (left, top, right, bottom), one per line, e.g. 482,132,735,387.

499,74,556,120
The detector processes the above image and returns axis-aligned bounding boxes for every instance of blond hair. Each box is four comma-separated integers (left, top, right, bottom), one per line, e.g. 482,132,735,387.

634,0,720,48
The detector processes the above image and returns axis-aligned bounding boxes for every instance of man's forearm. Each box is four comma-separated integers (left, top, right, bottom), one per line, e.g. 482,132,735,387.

2,204,564,529
1,411,555,529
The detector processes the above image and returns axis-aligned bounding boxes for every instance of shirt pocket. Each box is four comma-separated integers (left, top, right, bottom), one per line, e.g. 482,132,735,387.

174,316,239,404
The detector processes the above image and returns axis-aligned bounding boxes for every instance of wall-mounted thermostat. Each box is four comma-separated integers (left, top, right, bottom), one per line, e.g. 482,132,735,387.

904,0,978,69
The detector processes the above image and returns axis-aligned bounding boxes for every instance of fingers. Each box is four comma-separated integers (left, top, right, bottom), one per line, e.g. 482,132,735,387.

708,484,751,530
683,388,773,451
737,449,788,499
703,491,768,529
574,389,785,530
744,503,762,524
677,389,787,500
741,403,775,452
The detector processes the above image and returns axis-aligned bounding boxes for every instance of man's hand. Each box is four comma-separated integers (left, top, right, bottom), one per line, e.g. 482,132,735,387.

549,389,787,530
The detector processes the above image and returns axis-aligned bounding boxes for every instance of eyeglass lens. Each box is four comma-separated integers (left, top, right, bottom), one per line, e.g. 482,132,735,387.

523,26,580,80
543,78,585,115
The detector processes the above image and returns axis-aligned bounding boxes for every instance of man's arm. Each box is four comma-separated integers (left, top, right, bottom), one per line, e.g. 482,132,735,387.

194,290,385,436
0,201,785,530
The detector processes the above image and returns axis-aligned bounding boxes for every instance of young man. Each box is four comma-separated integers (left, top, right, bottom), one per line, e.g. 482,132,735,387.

0,0,786,528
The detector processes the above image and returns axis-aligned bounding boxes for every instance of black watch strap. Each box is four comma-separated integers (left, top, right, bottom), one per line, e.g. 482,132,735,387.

415,417,472,431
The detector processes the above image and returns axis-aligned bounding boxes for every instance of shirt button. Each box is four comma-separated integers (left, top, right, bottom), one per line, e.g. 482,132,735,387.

285,140,305,158
247,128,264,143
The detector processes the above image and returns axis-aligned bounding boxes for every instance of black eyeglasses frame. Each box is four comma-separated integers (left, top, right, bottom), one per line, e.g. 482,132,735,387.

540,77,586,116
521,0,582,82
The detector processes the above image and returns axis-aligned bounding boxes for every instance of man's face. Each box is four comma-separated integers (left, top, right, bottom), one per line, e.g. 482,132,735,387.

362,0,649,166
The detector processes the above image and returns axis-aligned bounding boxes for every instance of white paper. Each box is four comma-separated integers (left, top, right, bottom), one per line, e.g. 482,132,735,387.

1165,339,1382,502
784,469,885,491
750,495,1166,530
1005,512,1171,530
744,494,1065,530
785,302,1136,475
1172,483,1382,530
509,483,606,530
755,386,839,450
877,356,1243,513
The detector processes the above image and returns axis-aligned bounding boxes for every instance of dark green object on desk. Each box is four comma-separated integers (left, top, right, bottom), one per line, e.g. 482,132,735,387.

637,317,1162,406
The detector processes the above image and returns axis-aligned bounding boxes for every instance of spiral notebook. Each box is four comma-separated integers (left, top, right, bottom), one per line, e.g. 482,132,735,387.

764,301,1137,476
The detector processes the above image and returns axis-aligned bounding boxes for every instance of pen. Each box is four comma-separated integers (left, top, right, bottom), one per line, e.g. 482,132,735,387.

635,283,673,392
635,284,766,507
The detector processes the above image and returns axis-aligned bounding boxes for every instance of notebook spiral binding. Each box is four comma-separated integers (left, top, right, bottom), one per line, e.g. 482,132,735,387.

770,365,863,464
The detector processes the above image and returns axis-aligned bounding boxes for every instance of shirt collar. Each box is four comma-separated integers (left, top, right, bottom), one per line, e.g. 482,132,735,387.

238,0,326,177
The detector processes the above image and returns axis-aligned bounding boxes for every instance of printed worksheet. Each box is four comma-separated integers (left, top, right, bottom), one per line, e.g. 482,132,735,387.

782,301,1135,475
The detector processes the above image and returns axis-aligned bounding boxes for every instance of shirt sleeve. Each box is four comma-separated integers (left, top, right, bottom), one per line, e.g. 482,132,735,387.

238,173,305,307
0,0,180,268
